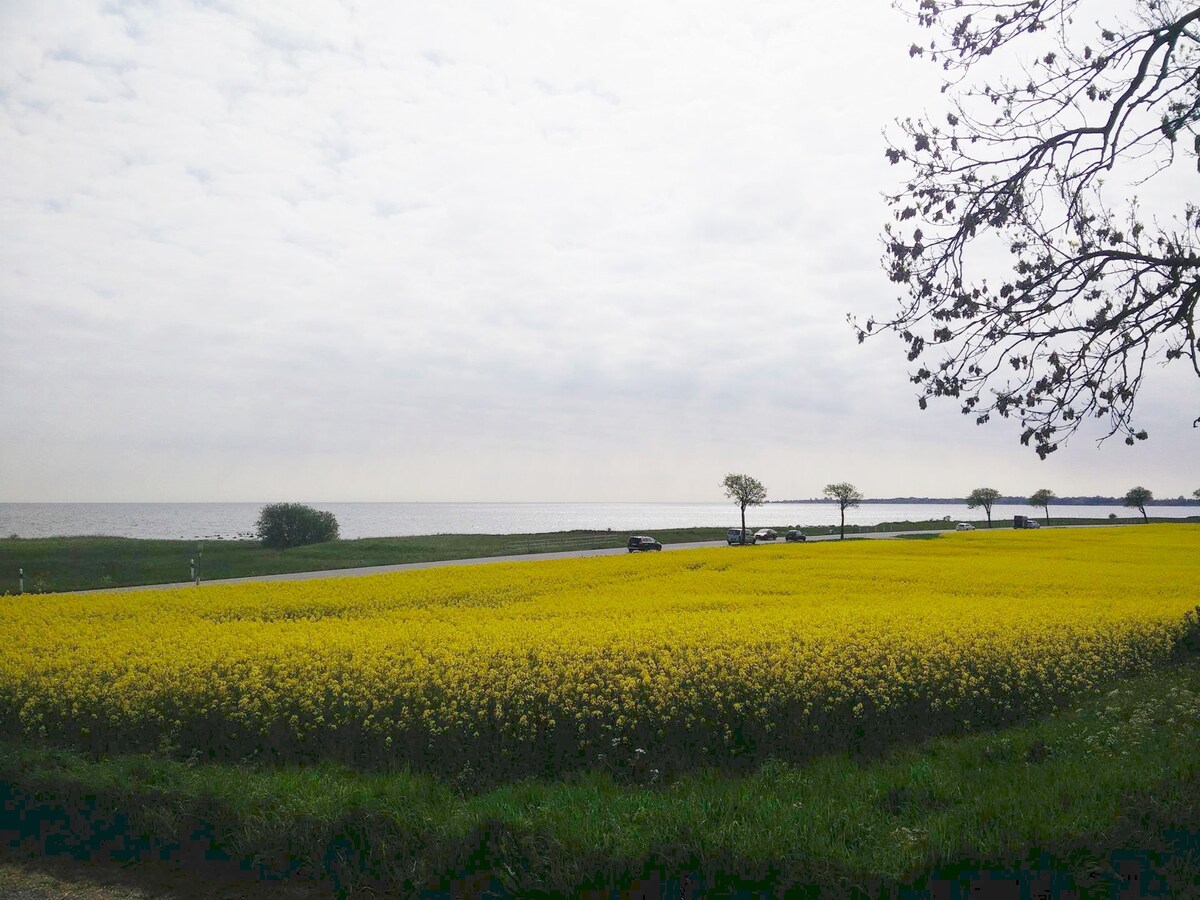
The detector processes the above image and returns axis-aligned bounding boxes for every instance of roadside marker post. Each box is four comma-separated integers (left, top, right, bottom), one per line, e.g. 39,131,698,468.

18,567,23,594
190,559,195,585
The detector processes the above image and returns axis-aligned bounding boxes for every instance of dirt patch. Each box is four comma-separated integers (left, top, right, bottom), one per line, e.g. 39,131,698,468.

0,852,327,900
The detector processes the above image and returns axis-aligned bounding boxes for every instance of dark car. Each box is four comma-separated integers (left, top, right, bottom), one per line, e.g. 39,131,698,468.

784,529,807,542
627,535,663,552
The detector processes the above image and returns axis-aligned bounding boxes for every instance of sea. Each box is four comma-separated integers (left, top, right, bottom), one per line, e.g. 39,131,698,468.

0,502,1195,541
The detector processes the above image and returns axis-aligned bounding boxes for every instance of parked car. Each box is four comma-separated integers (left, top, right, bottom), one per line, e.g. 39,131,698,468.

726,528,757,545
627,535,662,552
754,529,778,541
955,523,975,531
784,529,807,542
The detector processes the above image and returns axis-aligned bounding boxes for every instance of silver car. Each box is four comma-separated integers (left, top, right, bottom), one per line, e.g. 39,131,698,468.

727,528,757,545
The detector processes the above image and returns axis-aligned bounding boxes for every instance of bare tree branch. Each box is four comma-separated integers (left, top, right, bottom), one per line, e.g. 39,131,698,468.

861,1,1200,456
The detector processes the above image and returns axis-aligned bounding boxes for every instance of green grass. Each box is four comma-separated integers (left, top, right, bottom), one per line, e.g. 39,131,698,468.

0,530,727,594
1,518,1181,594
2,660,1198,895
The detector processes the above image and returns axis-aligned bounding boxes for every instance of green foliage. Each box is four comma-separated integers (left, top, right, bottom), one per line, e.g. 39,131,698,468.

823,482,864,540
966,487,1001,526
721,473,767,542
255,503,339,550
1028,488,1055,508
1028,488,1055,524
0,530,720,593
1177,607,1200,658
1123,486,1154,523
822,482,863,508
966,488,1000,508
1124,486,1154,506
720,474,767,509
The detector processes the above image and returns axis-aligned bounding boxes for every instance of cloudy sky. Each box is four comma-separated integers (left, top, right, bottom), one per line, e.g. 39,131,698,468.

1,1,1195,503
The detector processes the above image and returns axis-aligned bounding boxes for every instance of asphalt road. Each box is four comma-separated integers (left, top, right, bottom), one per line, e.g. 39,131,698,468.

81,527,965,594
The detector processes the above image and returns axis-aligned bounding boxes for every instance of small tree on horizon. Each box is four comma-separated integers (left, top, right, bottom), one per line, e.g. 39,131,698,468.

1194,488,1200,500
823,482,863,540
966,488,1001,528
1028,488,1055,527
1123,486,1153,524
721,474,767,545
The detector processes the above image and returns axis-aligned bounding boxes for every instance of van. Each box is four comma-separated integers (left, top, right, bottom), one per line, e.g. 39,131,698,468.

727,528,757,545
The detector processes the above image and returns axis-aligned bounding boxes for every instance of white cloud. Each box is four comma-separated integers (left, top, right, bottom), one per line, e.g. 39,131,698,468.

0,0,1194,502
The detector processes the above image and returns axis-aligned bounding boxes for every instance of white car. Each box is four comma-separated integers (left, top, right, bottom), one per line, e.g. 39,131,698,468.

955,522,975,531
727,528,757,545
753,529,778,541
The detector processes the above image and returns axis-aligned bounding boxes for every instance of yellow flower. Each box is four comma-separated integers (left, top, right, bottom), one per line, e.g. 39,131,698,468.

0,525,1194,768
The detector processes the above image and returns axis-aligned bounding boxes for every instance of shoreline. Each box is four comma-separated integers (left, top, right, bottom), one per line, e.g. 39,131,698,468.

3,518,1196,595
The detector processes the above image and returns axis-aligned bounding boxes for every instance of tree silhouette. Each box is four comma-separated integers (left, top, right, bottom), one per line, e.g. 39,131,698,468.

1028,488,1056,526
967,487,1001,527
722,474,767,545
862,1,1200,458
1123,485,1154,523
823,483,863,540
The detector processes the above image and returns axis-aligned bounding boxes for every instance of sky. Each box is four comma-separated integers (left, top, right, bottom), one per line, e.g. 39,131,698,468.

1,1,1196,503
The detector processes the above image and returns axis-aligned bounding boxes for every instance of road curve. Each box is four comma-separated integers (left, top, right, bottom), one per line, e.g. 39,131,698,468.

72,527,971,594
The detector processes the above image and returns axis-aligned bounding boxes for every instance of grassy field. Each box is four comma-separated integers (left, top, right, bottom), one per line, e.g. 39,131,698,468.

0,517,1175,594
1,526,1197,894
0,528,713,594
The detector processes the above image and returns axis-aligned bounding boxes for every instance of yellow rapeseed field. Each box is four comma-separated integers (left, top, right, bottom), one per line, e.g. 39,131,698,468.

1,526,1196,777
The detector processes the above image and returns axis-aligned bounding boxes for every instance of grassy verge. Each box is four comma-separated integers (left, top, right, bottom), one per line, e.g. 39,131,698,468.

0,529,722,594
1,518,1183,594
2,661,1198,896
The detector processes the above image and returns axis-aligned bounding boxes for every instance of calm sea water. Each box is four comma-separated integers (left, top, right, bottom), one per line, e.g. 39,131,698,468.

0,502,1194,541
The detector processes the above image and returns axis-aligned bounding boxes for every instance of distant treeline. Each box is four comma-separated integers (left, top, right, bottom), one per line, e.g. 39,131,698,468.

773,497,1200,506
